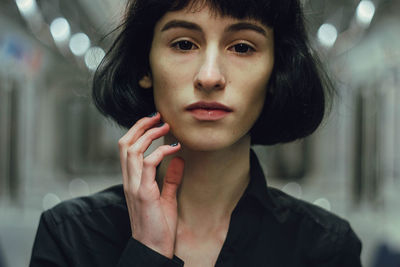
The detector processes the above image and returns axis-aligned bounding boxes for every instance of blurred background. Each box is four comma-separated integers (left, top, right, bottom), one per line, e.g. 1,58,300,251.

0,0,399,266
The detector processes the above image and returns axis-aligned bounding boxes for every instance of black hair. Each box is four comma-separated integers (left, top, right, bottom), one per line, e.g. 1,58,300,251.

92,0,335,145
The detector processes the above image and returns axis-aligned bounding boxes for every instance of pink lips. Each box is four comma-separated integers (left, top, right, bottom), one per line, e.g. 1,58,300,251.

185,101,233,121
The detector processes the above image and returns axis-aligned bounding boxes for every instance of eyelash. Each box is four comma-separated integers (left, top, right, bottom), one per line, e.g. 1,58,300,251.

170,40,256,55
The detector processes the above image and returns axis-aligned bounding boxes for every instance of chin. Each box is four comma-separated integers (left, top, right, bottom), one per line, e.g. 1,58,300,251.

181,140,230,152
174,131,246,152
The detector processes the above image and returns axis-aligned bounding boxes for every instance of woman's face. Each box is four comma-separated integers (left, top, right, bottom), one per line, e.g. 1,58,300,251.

147,5,274,151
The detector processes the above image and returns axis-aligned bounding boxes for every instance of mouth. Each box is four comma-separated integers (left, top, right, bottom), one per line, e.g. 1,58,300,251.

185,101,233,121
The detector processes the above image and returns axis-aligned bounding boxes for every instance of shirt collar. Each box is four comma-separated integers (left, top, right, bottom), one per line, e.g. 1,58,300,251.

245,149,278,212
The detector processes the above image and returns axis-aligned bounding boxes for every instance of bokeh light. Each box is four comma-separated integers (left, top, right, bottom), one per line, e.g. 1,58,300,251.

313,198,332,211
15,0,38,16
69,178,90,198
84,46,105,71
317,23,338,47
69,33,91,56
50,17,71,43
356,0,375,26
282,182,303,199
42,193,61,210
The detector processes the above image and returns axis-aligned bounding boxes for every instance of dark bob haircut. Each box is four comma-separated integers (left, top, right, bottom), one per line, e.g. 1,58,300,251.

92,0,335,145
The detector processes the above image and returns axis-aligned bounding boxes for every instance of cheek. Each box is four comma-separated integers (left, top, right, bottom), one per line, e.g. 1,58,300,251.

233,64,272,131
152,60,178,105
151,59,192,121
151,49,197,102
250,59,273,106
246,86,267,122
239,67,270,112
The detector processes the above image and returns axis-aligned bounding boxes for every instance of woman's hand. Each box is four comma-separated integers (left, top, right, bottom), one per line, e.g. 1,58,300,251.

118,112,184,259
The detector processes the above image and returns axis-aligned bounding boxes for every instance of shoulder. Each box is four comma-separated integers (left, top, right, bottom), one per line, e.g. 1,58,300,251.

267,187,362,265
32,185,131,265
268,187,350,233
37,184,130,255
46,184,126,225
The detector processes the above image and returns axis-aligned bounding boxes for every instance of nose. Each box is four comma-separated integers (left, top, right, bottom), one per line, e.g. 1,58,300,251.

194,49,226,91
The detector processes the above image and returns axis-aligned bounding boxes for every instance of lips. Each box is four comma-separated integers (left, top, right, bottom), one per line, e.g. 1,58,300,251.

185,101,233,112
185,101,233,121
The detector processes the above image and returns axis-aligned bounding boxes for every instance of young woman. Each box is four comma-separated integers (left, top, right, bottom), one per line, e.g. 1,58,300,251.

30,0,362,266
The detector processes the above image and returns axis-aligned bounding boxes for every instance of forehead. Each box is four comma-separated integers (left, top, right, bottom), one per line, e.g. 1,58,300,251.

155,3,269,31
161,0,276,27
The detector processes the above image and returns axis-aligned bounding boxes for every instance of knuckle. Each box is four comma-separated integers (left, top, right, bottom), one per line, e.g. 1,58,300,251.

134,118,146,128
143,149,165,168
143,157,155,168
142,127,157,140
153,150,164,160
118,138,127,148
127,145,140,157
123,186,135,197
136,190,148,202
155,146,168,156
123,187,129,195
137,117,149,129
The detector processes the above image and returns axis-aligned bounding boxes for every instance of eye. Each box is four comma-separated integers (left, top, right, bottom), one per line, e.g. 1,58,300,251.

171,40,198,51
230,43,255,55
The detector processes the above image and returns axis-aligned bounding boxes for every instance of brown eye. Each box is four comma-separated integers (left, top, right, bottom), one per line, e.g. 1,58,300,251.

232,43,255,54
233,44,253,54
172,40,197,51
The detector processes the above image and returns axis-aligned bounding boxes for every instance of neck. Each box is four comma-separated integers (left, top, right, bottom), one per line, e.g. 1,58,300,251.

156,135,251,233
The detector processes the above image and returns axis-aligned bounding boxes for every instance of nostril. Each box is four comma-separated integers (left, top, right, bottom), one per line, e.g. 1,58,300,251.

195,82,223,91
194,77,226,91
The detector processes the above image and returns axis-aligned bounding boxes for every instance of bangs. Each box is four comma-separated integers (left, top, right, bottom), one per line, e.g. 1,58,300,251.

94,0,330,145
163,0,281,27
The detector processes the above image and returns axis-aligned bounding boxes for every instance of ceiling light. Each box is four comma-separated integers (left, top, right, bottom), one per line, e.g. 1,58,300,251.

356,0,375,26
69,33,91,56
84,46,105,71
317,23,338,47
15,0,38,16
50,17,71,43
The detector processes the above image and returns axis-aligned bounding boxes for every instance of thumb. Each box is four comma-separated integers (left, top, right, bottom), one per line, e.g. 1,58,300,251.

161,157,185,202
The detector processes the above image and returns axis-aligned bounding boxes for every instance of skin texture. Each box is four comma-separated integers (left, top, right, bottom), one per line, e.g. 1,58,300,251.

122,4,275,266
148,5,274,151
119,114,184,258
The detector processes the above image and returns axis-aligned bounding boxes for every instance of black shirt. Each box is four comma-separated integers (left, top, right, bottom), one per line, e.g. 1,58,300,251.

30,150,362,266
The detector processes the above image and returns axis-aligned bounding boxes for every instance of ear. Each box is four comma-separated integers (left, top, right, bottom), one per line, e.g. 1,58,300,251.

139,74,152,89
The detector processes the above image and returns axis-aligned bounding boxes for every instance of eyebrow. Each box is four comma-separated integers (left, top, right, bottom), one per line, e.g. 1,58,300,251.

161,20,202,33
161,20,268,37
226,22,267,37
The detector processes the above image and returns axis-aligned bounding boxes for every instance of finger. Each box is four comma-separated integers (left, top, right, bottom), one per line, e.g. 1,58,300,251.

140,143,182,189
119,113,161,185
119,112,161,149
161,157,185,202
128,123,170,157
125,124,170,191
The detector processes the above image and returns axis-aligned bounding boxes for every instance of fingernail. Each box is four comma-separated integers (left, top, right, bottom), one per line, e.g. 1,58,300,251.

170,142,179,147
156,122,165,127
147,112,158,117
